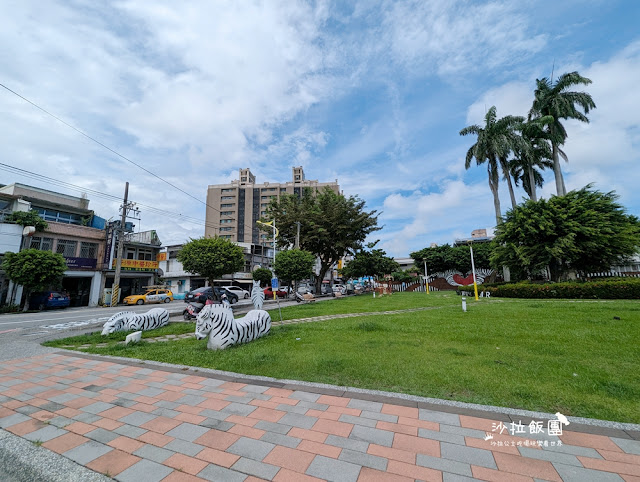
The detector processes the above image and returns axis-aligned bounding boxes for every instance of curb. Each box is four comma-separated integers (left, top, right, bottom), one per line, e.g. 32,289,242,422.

0,428,110,482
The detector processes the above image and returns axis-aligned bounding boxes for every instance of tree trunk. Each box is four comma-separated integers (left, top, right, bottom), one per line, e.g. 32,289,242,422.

316,262,331,294
22,289,31,312
500,159,517,208
552,143,566,196
488,175,502,226
527,165,537,202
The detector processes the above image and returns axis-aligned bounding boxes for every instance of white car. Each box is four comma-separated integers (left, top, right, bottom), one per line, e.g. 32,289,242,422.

222,285,250,299
332,284,346,294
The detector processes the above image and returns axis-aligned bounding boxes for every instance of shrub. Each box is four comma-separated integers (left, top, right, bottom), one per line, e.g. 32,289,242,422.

467,278,640,299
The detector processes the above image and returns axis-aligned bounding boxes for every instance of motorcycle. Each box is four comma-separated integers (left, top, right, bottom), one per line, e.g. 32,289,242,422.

182,295,228,320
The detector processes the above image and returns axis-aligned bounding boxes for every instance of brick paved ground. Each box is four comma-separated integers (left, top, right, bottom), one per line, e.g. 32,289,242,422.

1,353,639,481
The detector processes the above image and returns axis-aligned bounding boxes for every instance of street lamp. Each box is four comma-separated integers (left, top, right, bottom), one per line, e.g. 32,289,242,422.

256,219,279,300
468,241,479,301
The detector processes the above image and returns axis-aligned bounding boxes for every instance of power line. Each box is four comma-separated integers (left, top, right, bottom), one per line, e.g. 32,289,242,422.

0,83,225,218
0,162,226,231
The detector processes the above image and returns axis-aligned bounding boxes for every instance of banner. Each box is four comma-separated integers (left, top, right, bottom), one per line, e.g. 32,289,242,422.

111,259,159,271
65,257,97,269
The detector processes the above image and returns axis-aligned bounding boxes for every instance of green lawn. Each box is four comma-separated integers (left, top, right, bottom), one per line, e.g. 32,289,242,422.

44,292,640,423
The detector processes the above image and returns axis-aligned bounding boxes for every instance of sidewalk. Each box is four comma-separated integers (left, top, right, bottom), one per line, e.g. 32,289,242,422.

1,352,639,482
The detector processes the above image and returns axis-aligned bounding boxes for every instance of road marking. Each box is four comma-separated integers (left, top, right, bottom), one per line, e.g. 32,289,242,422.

0,328,18,334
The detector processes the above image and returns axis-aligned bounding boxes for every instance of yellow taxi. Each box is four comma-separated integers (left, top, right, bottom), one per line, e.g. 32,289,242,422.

122,289,173,305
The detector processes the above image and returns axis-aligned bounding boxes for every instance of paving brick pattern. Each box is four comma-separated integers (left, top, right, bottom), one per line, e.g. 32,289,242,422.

1,353,639,481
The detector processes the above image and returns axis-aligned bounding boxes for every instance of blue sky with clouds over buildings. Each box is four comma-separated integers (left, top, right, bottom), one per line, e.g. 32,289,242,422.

1,1,639,257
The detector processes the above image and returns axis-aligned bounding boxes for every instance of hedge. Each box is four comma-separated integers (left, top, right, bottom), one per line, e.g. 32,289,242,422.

458,278,640,299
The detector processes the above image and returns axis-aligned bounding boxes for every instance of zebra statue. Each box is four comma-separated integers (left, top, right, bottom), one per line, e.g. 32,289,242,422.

195,303,271,350
251,280,264,310
101,308,170,335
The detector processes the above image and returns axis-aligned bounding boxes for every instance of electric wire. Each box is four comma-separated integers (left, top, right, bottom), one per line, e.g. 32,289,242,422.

0,83,229,220
0,163,226,231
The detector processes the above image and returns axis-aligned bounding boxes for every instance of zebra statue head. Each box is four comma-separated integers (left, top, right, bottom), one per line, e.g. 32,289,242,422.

195,303,234,341
101,311,135,335
251,280,264,310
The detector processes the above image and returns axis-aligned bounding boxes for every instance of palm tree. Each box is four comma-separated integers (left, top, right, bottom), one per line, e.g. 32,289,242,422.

510,117,555,202
529,71,596,196
460,106,521,225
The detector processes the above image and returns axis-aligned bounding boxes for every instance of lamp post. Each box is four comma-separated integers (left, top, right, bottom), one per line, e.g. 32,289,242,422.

256,219,279,299
423,260,430,295
468,242,479,301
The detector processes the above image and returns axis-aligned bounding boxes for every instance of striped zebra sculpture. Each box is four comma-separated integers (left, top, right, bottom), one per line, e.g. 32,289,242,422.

195,303,271,350
101,308,170,335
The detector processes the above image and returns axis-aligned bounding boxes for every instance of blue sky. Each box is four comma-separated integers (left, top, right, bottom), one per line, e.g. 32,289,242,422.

1,1,639,257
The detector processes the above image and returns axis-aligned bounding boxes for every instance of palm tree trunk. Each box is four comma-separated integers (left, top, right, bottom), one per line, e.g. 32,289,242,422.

499,158,517,208
488,175,502,226
552,143,566,196
527,165,537,202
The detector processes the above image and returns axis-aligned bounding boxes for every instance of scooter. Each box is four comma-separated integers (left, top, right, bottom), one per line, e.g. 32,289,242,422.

182,295,228,320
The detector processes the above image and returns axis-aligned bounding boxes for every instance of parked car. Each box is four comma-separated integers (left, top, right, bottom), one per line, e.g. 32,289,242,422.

123,289,173,305
184,287,212,304
264,287,288,298
185,286,239,304
321,284,333,295
29,291,70,310
222,285,250,299
297,282,316,294
214,287,239,304
332,284,346,295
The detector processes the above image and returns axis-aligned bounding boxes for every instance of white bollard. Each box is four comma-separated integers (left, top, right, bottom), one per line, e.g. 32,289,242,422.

462,296,467,312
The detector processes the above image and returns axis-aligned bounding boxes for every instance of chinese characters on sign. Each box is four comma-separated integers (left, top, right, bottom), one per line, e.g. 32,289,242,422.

111,259,159,271
485,413,570,448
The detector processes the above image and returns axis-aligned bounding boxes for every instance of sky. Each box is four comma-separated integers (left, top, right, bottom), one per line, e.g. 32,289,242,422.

1,0,639,258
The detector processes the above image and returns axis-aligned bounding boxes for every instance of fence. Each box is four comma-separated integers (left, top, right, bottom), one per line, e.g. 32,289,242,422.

371,280,438,293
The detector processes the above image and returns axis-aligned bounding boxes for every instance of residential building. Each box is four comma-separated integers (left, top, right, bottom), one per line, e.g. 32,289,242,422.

0,183,107,307
205,167,340,249
102,227,163,301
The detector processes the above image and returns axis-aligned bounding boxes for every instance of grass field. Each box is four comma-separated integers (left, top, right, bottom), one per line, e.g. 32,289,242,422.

44,292,640,423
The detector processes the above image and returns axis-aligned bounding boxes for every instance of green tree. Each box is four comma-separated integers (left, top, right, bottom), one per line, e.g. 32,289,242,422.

391,270,414,283
177,237,244,290
460,106,522,224
7,210,48,232
530,71,596,196
411,243,494,274
273,249,315,292
510,117,554,202
341,243,399,280
2,249,67,311
252,267,273,287
266,188,380,293
491,186,640,281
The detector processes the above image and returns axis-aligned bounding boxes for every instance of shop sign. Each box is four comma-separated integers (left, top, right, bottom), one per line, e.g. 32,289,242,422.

111,259,159,271
65,257,97,269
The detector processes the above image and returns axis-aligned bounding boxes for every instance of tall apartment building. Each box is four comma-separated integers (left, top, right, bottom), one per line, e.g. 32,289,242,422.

205,167,339,246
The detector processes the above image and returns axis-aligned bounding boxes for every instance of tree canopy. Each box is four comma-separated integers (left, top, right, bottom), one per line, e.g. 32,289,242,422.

266,187,380,292
177,237,244,287
7,210,48,232
273,249,315,289
410,243,494,274
252,267,272,287
2,249,67,311
341,242,398,280
491,186,640,281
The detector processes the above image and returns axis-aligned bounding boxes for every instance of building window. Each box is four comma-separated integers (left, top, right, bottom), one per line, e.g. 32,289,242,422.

280,188,287,192
221,196,235,200
29,236,53,251
220,211,234,216
221,235,232,239
220,227,232,232
262,188,276,192
261,211,267,216
220,203,235,208
80,242,98,259
295,175,301,180
261,203,269,208
220,219,233,224
241,177,247,182
36,208,83,225
56,239,77,257
221,188,235,193
137,249,152,261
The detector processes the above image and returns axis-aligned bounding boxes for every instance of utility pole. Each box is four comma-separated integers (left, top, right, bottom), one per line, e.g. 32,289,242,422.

295,221,301,249
111,182,129,307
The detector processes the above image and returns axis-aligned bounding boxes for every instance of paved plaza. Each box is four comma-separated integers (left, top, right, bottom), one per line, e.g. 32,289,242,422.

1,352,639,481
